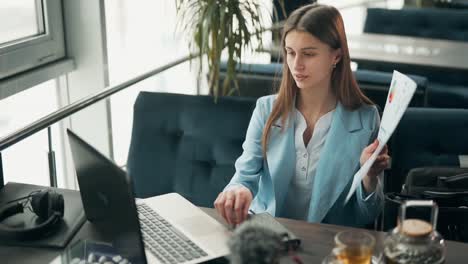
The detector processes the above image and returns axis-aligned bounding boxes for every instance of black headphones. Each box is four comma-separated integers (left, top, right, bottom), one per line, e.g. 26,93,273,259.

0,190,64,240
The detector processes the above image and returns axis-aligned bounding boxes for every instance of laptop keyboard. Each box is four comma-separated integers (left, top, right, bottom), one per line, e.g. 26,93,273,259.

137,203,208,264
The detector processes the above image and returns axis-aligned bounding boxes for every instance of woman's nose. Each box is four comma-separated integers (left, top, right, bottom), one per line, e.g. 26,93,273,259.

294,56,304,71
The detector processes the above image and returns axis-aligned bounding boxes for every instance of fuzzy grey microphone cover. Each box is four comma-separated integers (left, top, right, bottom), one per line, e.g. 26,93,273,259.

228,222,284,264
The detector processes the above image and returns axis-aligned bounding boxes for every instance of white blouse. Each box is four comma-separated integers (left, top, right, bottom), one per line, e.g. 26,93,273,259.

282,107,335,220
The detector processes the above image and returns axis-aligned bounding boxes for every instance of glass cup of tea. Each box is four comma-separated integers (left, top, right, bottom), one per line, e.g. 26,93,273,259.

322,230,376,264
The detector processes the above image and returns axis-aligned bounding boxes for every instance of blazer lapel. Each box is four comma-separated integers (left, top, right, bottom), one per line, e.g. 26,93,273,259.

266,114,295,216
308,103,372,222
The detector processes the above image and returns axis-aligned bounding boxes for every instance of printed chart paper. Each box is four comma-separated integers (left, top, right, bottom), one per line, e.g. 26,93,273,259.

345,71,417,203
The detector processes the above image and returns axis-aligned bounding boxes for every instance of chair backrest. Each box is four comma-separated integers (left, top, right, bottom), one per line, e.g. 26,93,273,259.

389,107,468,193
362,8,468,86
355,69,428,110
273,0,316,21
220,61,429,111
364,8,468,42
126,92,256,207
219,62,282,98
425,83,468,108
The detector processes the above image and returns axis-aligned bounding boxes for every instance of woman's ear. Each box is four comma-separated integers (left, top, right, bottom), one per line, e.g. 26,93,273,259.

334,48,342,65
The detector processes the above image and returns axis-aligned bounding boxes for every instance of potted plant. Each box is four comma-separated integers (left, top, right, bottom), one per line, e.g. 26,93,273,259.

176,0,285,99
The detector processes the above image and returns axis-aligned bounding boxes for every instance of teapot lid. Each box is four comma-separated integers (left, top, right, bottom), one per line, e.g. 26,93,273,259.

401,219,432,237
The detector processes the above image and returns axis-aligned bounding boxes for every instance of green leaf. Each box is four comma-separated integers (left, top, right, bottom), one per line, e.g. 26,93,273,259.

175,0,274,99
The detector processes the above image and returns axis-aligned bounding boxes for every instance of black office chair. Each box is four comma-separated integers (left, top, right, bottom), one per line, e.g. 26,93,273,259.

126,92,256,207
389,107,468,194
377,108,468,235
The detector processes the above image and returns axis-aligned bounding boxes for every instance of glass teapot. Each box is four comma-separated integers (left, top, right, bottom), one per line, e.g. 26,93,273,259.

383,200,446,264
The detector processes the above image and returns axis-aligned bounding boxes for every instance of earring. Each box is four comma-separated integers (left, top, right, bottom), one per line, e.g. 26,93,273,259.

333,63,337,69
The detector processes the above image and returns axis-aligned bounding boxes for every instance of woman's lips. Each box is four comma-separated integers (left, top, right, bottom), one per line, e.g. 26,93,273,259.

294,74,308,81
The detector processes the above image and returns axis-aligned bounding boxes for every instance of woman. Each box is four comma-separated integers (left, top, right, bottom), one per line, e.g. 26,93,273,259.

214,3,389,228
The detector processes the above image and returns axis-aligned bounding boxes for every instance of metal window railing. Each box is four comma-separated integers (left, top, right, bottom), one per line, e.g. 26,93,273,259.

0,54,196,188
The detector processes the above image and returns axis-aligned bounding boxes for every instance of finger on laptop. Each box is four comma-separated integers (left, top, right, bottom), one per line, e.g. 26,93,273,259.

238,192,250,223
234,193,244,225
224,191,235,225
214,192,227,222
243,203,250,223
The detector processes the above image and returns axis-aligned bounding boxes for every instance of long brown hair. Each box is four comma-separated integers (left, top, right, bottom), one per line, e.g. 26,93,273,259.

261,3,373,156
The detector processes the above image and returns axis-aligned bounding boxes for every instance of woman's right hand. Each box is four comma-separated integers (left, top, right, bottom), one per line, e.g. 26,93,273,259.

214,185,253,226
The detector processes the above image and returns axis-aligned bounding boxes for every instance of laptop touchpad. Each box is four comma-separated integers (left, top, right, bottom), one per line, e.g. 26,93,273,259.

177,216,223,236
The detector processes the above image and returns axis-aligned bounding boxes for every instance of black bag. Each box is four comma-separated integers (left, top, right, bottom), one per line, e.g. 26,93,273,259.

383,167,468,242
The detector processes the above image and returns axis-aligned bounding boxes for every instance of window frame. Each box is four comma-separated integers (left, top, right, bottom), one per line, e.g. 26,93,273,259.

0,0,65,80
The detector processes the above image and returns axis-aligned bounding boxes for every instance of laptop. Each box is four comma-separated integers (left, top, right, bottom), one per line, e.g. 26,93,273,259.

67,129,230,264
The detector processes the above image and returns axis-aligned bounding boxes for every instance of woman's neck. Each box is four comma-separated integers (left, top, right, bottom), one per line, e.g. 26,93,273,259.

296,85,337,123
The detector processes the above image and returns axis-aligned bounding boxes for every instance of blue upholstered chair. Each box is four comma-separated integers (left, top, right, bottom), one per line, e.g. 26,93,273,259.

220,62,428,110
426,83,468,108
219,63,282,97
362,8,468,108
384,108,468,242
364,8,468,42
355,69,428,110
273,0,315,21
126,92,256,207
389,107,468,193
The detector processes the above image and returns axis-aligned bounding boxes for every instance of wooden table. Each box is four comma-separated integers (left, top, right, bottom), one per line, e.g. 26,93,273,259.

204,208,468,263
347,33,468,71
2,207,467,264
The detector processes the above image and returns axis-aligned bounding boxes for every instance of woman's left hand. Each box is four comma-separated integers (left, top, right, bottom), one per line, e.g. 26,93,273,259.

360,139,390,192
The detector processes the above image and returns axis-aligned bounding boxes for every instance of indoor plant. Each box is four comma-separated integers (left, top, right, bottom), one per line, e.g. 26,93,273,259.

176,0,285,98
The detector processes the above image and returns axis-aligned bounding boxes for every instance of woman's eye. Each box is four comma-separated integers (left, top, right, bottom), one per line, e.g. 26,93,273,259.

304,53,315,57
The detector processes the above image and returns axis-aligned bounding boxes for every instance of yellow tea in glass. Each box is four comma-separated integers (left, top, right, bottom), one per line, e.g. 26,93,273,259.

334,230,375,264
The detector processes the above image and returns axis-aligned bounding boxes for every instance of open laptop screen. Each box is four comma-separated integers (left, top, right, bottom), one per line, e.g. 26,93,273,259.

67,129,147,264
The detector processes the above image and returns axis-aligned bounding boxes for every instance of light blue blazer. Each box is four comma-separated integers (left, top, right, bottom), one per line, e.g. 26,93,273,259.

226,95,383,227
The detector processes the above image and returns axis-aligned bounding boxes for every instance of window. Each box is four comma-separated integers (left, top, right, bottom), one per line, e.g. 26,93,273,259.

0,0,65,80
0,79,63,187
0,1,44,44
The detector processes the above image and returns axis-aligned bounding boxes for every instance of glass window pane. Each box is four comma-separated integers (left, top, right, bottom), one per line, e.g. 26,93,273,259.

0,0,44,45
104,0,273,165
0,79,61,187
105,0,196,166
